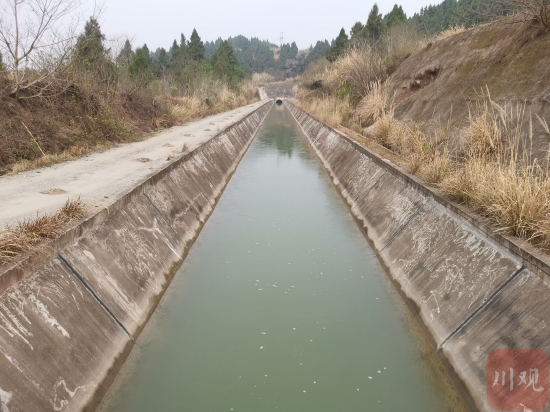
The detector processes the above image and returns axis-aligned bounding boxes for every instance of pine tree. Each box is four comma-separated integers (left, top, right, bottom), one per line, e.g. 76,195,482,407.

365,4,384,40
117,40,134,67
152,47,169,77
188,29,205,61
279,43,292,67
129,44,153,81
210,40,243,85
325,28,348,62
386,4,407,27
305,40,330,66
350,21,365,39
180,34,188,57
290,42,298,59
75,17,108,71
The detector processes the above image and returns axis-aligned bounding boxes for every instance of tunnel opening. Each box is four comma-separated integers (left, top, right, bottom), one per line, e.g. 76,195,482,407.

276,99,283,105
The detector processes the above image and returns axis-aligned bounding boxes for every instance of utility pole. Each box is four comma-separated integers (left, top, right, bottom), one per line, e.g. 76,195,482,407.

280,32,284,47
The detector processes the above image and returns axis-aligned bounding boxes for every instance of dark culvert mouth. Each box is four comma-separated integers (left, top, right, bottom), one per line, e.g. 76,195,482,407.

276,99,283,105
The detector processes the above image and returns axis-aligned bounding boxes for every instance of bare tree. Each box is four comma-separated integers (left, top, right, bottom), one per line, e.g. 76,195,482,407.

0,0,81,98
519,0,550,27
499,0,550,28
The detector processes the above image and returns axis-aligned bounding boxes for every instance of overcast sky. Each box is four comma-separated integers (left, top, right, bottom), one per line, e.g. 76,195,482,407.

87,0,435,51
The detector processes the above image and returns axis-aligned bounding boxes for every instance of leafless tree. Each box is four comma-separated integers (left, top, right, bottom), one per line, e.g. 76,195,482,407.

499,0,550,28
0,0,81,98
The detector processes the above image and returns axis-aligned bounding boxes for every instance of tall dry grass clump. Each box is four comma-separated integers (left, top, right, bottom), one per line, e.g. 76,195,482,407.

251,72,276,86
324,47,387,99
158,78,258,126
0,198,85,263
297,24,429,129
296,96,353,128
364,87,550,247
443,155,550,242
356,80,393,127
441,96,550,246
433,25,466,42
297,19,550,251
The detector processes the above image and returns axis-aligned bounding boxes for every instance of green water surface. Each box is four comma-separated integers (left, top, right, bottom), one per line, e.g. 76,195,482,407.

100,105,464,412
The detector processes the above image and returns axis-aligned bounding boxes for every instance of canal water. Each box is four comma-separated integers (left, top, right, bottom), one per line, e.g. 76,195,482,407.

100,105,465,412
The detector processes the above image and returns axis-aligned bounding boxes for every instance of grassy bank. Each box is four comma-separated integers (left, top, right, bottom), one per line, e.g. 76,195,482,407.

296,19,550,251
0,75,258,175
0,12,259,175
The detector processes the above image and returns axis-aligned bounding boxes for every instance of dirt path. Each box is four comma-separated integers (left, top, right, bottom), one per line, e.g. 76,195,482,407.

0,101,266,228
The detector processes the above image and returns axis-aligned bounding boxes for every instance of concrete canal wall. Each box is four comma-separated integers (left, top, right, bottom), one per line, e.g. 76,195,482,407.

0,101,273,412
286,101,550,412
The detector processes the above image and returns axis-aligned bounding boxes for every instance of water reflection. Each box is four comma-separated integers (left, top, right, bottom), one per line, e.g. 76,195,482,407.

257,105,298,159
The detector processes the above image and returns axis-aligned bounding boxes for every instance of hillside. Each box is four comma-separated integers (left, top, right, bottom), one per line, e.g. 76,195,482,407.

388,17,550,156
409,0,514,33
296,13,550,252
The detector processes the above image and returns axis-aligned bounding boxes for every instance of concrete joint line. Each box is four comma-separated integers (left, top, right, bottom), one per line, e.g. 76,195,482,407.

58,253,135,341
356,171,388,205
182,167,214,209
379,200,427,254
167,175,202,218
142,193,184,245
438,265,525,350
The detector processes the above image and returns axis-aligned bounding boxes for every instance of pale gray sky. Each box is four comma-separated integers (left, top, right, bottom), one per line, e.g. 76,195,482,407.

89,0,434,50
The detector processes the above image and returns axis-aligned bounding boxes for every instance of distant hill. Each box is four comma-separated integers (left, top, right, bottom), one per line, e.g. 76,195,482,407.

205,35,312,78
205,36,278,76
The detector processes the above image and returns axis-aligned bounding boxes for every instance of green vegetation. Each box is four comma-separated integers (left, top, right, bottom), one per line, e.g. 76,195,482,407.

211,40,243,86
305,40,331,66
323,0,516,57
365,4,385,40
386,5,408,27
409,0,513,34
205,36,277,75
188,29,206,61
205,36,307,77
326,29,349,62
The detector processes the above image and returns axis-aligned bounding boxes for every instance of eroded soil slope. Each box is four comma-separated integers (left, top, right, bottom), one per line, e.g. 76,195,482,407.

388,18,550,155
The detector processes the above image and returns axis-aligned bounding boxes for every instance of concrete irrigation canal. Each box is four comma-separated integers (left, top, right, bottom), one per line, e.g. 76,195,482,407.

2,100,550,412
98,104,463,412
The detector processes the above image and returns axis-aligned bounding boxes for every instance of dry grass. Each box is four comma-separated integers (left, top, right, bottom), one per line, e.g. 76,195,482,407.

419,149,454,184
299,24,429,104
297,20,550,251
164,82,258,126
356,81,393,127
464,96,510,156
9,143,114,174
434,25,466,42
0,198,85,263
442,156,550,242
372,92,550,249
251,72,276,86
325,47,387,99
439,96,550,245
295,96,353,128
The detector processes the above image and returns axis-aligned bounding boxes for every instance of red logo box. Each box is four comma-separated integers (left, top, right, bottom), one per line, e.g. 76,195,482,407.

487,349,548,411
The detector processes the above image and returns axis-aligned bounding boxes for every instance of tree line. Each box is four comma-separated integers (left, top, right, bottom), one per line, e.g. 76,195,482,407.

323,0,517,62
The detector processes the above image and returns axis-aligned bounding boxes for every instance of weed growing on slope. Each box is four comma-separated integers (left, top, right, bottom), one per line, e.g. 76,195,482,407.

0,198,85,263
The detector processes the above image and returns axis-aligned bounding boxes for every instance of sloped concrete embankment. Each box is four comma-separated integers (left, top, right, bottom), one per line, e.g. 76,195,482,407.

0,101,273,412
286,101,550,412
